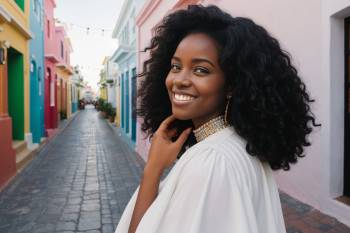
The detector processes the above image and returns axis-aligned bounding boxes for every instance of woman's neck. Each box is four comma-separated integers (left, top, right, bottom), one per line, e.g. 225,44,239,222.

192,115,227,142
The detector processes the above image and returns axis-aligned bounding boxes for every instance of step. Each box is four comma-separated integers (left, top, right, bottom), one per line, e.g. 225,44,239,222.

12,140,27,154
40,137,47,143
16,148,35,172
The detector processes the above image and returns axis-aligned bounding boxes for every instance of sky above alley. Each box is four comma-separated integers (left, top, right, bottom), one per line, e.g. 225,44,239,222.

55,0,126,92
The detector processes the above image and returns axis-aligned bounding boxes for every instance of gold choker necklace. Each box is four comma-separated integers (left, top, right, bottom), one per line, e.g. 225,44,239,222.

193,115,227,142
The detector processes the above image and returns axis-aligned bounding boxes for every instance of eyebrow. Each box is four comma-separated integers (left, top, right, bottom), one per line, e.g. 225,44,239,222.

172,56,216,68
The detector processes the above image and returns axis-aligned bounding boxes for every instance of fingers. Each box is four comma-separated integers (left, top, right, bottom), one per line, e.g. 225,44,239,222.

159,115,176,131
175,127,192,147
167,128,177,138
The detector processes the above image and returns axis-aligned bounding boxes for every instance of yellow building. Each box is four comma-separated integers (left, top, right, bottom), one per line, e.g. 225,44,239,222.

99,68,108,101
0,0,33,173
56,67,73,119
55,27,73,120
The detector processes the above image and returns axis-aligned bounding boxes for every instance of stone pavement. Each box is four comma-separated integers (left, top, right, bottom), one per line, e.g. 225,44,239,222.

0,106,349,233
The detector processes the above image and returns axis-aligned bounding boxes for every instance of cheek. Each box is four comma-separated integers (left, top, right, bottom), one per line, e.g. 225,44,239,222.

197,77,226,101
165,74,173,91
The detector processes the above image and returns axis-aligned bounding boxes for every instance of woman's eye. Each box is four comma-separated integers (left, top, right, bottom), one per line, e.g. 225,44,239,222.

194,67,210,75
170,64,181,72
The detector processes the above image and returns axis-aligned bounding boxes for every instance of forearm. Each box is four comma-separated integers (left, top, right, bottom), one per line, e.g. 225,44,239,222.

128,165,163,233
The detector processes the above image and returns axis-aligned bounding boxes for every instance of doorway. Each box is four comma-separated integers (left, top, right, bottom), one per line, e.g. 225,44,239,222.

344,17,350,196
7,47,24,140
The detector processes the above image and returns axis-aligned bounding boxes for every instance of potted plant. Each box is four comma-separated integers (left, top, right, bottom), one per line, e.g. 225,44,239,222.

96,98,105,111
108,108,116,123
100,102,109,118
60,111,67,120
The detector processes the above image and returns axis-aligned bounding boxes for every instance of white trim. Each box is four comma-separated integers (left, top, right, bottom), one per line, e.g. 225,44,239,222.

112,0,134,38
0,5,11,23
0,5,33,39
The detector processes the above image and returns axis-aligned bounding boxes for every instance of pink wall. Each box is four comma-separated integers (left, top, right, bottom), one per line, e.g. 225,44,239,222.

55,26,70,67
44,0,58,131
44,0,58,59
135,0,350,226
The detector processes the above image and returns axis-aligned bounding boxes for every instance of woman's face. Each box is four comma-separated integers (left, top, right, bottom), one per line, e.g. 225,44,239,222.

165,33,226,129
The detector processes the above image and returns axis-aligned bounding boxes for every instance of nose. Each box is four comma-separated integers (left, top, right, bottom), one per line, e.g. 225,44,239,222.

173,71,191,87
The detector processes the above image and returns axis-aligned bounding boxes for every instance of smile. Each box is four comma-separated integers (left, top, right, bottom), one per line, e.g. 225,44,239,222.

172,93,196,104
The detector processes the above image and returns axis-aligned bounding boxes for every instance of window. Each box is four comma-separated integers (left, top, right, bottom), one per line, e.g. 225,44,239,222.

47,20,50,38
61,41,64,59
33,0,38,16
38,67,42,96
131,9,136,35
344,17,350,197
14,0,24,11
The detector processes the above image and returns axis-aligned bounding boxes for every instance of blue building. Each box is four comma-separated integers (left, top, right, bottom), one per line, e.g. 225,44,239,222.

111,0,144,146
29,0,45,144
71,66,82,114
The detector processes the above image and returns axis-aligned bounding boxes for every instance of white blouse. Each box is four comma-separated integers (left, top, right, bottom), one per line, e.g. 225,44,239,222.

115,126,287,233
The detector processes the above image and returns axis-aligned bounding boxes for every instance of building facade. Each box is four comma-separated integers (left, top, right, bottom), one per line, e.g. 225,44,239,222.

29,0,45,145
70,66,83,113
55,27,73,120
44,0,59,137
111,0,144,145
102,56,118,108
135,0,350,226
0,0,32,188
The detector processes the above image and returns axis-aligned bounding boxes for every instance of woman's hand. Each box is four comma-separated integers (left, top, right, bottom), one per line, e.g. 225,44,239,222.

145,115,192,174
127,115,191,233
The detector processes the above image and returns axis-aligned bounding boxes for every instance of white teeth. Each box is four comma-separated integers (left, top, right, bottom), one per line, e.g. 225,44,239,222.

174,93,195,101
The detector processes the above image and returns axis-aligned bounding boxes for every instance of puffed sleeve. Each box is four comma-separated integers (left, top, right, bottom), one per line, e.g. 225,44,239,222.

115,146,261,233
154,147,259,233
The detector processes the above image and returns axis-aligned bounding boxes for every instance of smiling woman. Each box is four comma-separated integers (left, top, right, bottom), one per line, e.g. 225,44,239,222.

165,33,226,128
115,4,320,233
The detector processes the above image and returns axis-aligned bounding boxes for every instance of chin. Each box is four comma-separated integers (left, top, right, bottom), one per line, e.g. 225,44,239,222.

172,109,193,121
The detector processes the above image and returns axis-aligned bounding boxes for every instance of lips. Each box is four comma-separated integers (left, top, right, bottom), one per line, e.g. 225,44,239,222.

172,92,197,105
174,93,195,101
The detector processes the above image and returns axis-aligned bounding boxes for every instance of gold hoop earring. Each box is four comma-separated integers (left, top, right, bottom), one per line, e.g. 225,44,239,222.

224,95,232,126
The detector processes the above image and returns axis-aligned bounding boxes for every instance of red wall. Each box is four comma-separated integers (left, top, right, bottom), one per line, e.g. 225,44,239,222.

0,63,16,189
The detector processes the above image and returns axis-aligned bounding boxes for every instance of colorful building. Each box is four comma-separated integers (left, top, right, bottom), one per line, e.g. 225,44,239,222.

111,0,143,145
70,66,83,113
0,0,32,188
44,0,59,137
98,68,108,101
55,26,73,120
135,0,350,226
29,0,45,145
103,56,117,109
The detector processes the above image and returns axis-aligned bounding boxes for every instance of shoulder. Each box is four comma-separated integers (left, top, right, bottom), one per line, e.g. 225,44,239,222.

183,134,263,194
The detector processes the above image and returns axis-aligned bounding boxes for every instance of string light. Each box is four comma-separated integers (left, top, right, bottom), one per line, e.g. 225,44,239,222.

55,18,113,36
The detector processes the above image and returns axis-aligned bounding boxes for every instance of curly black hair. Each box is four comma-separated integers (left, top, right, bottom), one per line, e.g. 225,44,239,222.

136,4,321,171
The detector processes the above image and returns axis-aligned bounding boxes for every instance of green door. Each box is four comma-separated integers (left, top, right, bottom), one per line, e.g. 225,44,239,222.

8,48,24,140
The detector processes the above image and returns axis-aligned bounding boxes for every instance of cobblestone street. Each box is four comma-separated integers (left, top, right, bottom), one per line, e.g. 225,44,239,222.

0,107,144,233
0,107,349,233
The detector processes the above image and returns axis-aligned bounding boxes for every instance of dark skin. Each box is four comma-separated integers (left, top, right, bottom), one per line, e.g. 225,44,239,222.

128,33,227,233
